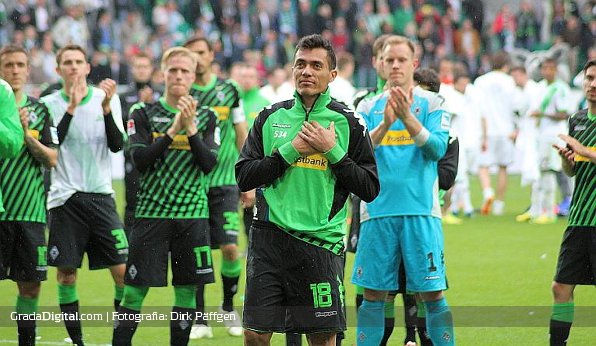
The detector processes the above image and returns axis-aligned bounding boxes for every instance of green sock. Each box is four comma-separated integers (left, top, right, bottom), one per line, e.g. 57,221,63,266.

384,299,395,318
174,285,197,309
221,258,241,277
417,300,426,318
552,302,574,323
58,284,78,305
221,259,241,312
121,285,149,311
16,296,38,314
115,285,124,301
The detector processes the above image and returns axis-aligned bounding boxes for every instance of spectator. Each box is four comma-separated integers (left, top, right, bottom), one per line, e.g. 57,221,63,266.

109,51,130,85
331,17,351,53
515,0,540,50
336,0,358,34
296,0,317,38
438,13,456,56
551,1,567,38
11,0,36,32
454,18,481,58
316,3,334,34
259,66,293,103
51,0,89,49
0,2,7,46
462,0,484,34
393,0,416,36
329,52,357,108
33,0,55,37
277,0,297,37
120,11,149,53
92,9,118,53
492,4,516,51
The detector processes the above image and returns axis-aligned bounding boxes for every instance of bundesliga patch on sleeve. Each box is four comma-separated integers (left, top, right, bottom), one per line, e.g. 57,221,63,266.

50,127,59,145
441,112,451,130
127,119,136,135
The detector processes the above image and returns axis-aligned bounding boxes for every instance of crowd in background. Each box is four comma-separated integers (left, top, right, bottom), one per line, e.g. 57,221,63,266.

0,0,594,91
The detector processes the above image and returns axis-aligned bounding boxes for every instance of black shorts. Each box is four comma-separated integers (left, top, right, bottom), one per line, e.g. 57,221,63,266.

346,195,361,253
47,192,127,270
125,218,215,287
208,185,240,248
0,221,47,282
554,226,596,285
243,222,346,334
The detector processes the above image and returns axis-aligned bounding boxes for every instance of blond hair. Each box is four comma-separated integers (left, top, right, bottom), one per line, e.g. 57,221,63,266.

160,47,198,72
382,35,416,57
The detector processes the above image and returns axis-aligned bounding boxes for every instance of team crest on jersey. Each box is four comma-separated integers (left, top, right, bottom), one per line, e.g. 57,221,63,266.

29,110,38,123
50,127,59,144
217,91,225,101
127,119,136,135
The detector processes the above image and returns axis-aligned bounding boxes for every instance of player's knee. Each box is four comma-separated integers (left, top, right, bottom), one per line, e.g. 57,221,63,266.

419,290,443,302
57,268,77,285
551,282,573,302
306,331,336,346
244,329,272,346
363,288,387,302
221,244,238,260
109,264,126,285
17,282,41,298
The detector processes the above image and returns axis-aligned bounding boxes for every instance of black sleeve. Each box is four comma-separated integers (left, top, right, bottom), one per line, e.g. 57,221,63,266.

128,106,172,173
188,112,218,174
56,112,73,144
438,136,459,190
235,110,290,191
104,112,124,152
37,103,55,147
330,113,380,203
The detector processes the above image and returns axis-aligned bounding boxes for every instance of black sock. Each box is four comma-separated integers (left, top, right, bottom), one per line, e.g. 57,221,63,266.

222,274,239,312
355,293,363,310
114,299,121,311
403,294,417,343
112,306,140,346
380,317,395,346
550,319,572,346
16,316,35,346
286,333,302,346
336,331,344,346
195,284,207,325
170,307,194,346
417,317,432,346
60,301,84,345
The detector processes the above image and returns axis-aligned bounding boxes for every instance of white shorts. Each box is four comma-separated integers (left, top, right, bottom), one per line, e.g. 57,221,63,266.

478,136,515,168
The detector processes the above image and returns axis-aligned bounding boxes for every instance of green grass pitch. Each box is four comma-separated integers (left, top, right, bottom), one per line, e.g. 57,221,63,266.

1,176,595,345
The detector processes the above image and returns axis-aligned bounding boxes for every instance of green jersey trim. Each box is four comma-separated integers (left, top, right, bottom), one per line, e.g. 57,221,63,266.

60,86,93,106
192,74,217,92
159,97,178,113
18,94,27,107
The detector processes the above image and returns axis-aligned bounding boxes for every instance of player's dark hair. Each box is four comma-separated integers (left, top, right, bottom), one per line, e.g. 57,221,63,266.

583,59,596,73
294,34,336,70
414,68,441,93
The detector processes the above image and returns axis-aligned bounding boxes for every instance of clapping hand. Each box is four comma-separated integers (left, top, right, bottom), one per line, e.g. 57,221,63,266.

99,79,117,114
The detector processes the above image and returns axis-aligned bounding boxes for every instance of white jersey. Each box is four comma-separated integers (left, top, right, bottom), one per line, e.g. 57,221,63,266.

329,76,356,109
531,79,573,136
42,86,124,209
473,70,518,137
